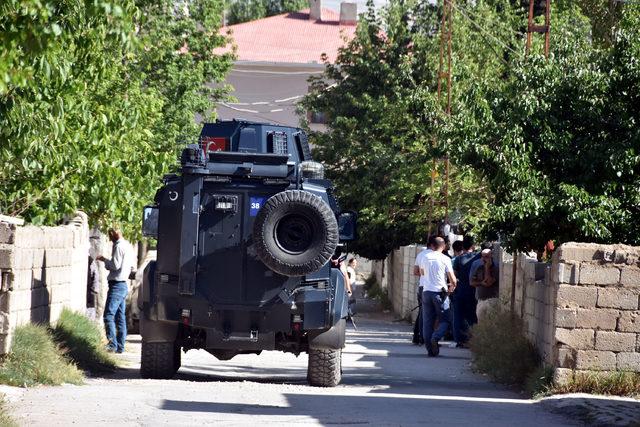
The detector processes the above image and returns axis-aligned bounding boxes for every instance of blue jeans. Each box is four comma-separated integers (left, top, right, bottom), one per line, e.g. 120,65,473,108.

452,294,477,344
104,281,128,352
422,290,452,346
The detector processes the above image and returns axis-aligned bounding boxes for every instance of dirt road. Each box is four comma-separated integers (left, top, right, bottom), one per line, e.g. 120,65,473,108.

4,313,577,426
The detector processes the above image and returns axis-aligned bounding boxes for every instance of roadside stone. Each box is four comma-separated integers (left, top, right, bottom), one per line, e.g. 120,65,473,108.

556,243,603,262
555,308,577,328
597,288,639,310
620,267,640,287
617,311,640,333
0,245,15,269
556,328,594,350
616,352,640,372
576,308,618,330
594,331,636,352
557,285,597,308
551,262,579,285
579,264,620,285
542,394,640,427
0,223,15,244
553,367,575,385
556,346,576,369
574,350,616,370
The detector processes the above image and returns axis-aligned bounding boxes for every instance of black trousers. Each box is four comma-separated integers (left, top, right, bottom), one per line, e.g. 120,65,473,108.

412,288,424,344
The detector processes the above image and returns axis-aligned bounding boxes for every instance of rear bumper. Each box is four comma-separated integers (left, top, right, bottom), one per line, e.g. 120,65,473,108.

141,285,335,350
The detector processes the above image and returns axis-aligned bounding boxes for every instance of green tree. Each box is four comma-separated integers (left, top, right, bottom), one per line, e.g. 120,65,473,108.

0,1,233,237
446,4,640,252
302,0,520,259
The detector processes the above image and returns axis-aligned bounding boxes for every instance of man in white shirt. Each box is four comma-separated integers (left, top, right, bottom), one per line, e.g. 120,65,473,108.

97,228,135,353
419,236,457,356
412,236,437,344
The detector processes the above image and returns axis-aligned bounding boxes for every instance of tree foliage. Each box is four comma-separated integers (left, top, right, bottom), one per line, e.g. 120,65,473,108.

226,0,307,25
0,0,234,237
446,4,640,252
302,0,520,259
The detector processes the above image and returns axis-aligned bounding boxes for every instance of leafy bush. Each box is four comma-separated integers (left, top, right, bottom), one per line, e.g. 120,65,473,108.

468,305,540,386
52,309,117,374
0,324,83,387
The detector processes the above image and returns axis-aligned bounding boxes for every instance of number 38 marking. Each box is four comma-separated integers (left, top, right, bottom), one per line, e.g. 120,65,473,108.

251,202,261,209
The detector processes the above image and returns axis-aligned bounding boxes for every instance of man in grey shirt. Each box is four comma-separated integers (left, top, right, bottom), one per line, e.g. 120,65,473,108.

97,228,134,353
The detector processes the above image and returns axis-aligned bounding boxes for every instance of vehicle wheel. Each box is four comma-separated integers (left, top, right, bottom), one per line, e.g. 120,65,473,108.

307,348,342,387
253,190,338,277
140,341,179,379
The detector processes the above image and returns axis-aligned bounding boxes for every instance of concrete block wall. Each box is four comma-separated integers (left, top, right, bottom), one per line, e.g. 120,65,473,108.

551,242,640,380
373,245,424,322
0,213,89,354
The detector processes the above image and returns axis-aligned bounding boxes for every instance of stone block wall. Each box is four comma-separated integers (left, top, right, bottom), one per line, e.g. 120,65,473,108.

0,213,89,354
372,245,424,322
551,243,640,380
497,250,556,364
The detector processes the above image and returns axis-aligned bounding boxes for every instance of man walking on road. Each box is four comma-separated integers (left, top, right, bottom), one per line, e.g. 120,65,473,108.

97,228,135,353
420,237,457,356
412,236,436,344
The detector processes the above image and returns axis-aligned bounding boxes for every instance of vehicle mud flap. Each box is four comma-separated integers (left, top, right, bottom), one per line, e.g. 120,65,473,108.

138,261,156,312
308,318,346,350
140,317,179,343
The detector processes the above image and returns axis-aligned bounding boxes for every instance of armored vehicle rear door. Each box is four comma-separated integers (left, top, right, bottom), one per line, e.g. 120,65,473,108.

196,184,288,306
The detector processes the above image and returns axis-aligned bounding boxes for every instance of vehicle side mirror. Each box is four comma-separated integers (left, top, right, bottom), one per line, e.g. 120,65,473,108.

338,211,357,242
142,206,159,238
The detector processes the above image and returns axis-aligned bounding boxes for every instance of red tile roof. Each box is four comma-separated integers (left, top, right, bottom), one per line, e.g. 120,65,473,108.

222,8,356,64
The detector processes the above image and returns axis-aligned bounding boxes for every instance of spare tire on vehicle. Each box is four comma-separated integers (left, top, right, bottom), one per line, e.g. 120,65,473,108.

253,190,338,277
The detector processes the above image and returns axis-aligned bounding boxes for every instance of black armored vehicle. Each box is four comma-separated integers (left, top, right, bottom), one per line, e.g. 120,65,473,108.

139,120,356,387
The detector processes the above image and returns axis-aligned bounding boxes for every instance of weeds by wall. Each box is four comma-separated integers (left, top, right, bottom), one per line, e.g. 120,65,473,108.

52,309,116,374
0,324,83,387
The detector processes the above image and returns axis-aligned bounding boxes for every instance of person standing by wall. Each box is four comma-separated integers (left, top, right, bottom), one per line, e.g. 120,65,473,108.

96,228,135,353
451,236,479,347
420,237,457,357
470,248,499,322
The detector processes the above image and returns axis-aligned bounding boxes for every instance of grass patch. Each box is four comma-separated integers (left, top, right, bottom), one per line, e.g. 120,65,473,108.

0,324,83,387
0,395,17,427
363,275,392,310
525,364,555,396
52,308,117,375
468,305,540,386
548,371,640,397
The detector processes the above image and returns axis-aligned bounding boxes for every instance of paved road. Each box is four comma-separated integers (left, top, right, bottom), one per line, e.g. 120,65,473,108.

7,314,575,426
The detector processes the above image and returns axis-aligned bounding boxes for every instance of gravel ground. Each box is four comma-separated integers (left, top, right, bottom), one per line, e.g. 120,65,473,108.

2,313,582,426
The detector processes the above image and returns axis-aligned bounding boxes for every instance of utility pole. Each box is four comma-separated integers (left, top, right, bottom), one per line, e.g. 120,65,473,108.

428,0,454,237
526,0,551,57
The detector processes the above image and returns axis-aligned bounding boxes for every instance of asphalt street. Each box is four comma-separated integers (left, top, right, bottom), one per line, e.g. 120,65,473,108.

6,313,576,426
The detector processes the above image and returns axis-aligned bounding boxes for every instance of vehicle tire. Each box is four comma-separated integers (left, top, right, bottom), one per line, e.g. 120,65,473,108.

307,348,342,387
140,341,179,379
253,190,338,277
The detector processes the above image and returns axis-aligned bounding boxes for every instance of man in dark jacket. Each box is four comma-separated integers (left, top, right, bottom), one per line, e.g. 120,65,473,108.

451,236,479,347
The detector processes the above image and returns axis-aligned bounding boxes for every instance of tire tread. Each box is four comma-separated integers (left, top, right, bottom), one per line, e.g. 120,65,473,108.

307,348,342,387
